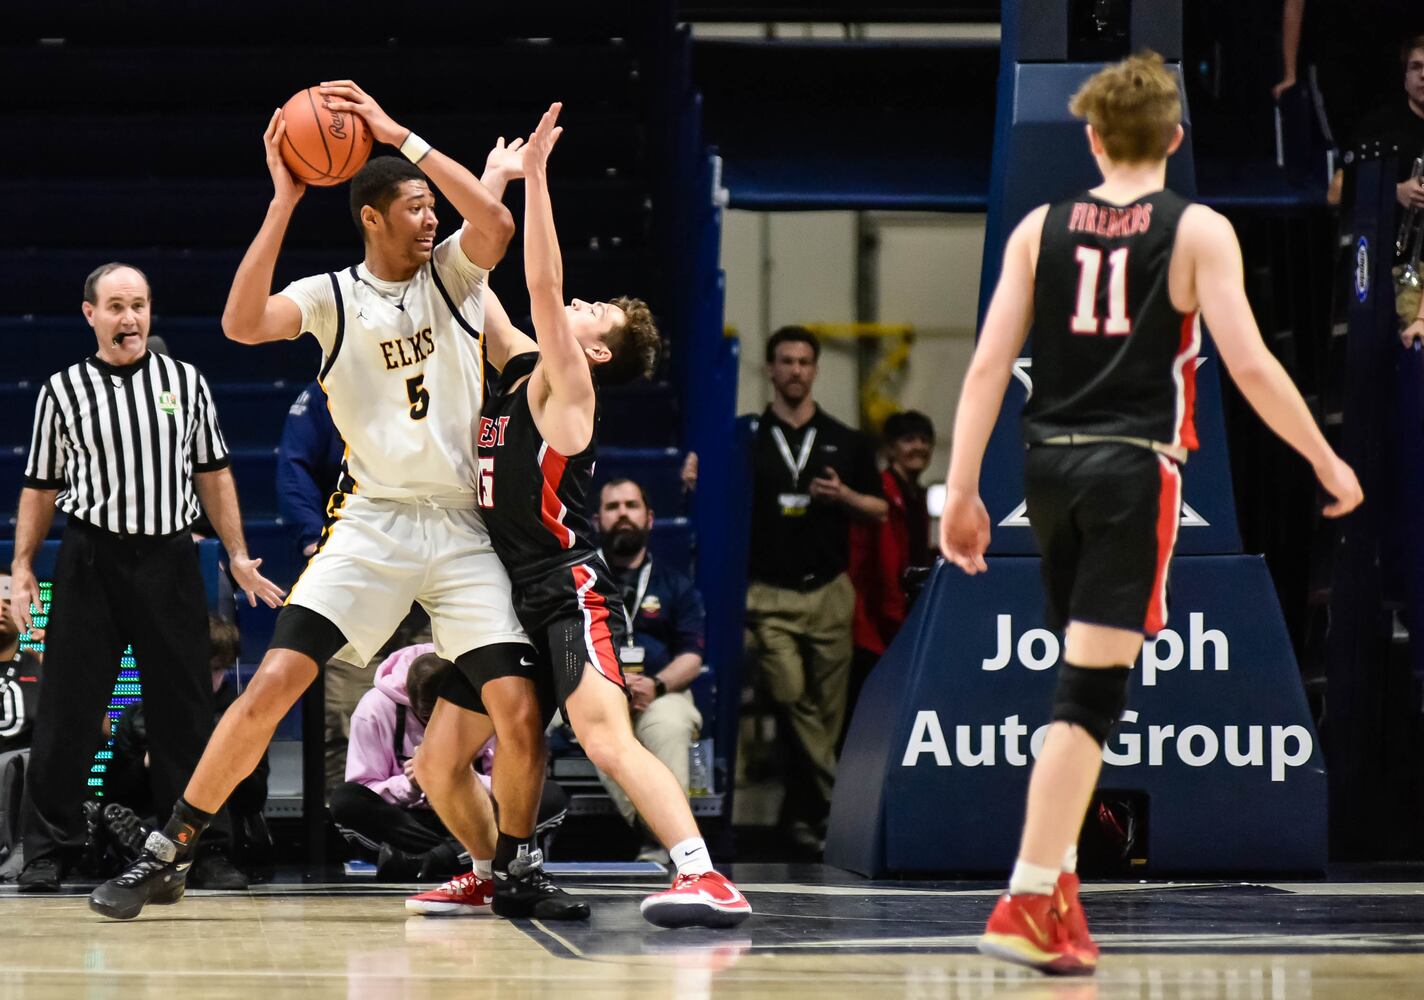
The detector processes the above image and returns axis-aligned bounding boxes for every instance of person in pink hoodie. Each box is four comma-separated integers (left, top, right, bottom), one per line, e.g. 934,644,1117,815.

330,644,565,882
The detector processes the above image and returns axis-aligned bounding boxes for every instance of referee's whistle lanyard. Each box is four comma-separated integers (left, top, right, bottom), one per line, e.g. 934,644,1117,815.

771,425,817,487
620,560,653,647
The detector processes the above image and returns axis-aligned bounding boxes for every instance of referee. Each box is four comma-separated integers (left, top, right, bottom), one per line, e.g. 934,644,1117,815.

6,262,283,892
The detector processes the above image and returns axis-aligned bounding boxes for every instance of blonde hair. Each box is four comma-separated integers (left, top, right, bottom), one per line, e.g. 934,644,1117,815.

1069,50,1181,164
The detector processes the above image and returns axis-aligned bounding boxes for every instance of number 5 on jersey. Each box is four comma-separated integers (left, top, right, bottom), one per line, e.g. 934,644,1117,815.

1071,245,1131,336
477,457,495,508
406,374,430,420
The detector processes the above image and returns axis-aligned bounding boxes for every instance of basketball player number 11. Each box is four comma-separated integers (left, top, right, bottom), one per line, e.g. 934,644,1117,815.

1071,246,1131,336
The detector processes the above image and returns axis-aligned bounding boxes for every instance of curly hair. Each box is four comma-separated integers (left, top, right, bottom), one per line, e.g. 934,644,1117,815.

1069,50,1181,165
597,296,661,386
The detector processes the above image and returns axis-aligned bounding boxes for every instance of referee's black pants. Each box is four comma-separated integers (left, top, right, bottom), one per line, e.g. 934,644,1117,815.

20,520,224,868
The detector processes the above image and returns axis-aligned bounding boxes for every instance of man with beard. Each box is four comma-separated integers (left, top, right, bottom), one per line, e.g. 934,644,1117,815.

744,326,886,855
593,479,706,862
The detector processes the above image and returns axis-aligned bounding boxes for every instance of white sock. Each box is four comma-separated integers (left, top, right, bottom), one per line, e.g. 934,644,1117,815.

1062,845,1078,875
1008,859,1059,897
670,837,713,877
473,859,493,880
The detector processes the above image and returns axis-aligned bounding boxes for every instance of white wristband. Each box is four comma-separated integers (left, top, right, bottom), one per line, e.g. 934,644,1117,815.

399,130,432,164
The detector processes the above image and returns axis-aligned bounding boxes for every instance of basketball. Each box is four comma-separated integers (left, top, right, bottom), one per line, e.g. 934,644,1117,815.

279,86,373,187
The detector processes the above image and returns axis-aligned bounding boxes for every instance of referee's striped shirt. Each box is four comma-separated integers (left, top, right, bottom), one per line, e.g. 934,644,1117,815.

23,352,230,536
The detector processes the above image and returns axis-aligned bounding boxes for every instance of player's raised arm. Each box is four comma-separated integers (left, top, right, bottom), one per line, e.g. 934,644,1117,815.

318,80,515,270
222,109,306,345
482,287,540,373
1183,206,1363,516
939,205,1044,573
522,104,593,406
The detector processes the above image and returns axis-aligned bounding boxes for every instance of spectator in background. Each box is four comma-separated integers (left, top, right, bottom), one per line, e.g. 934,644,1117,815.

276,381,344,562
744,326,887,855
0,569,42,755
105,616,268,876
331,645,566,882
275,381,378,797
593,479,706,863
846,410,937,738
1330,34,1424,208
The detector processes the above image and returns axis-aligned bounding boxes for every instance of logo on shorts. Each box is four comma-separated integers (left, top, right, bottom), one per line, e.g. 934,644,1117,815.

158,391,178,415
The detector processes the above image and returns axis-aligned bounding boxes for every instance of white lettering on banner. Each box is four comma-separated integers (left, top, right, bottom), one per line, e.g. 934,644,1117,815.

900,709,1314,782
982,612,1229,685
901,711,951,766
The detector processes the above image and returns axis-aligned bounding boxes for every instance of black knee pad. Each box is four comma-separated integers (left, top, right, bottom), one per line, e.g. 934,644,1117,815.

1050,665,1130,745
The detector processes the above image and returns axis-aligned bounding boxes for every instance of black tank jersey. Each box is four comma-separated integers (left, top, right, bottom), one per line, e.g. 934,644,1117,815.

477,351,602,584
1022,188,1200,454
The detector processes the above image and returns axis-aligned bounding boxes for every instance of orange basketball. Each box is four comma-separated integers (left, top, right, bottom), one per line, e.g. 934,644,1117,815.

279,86,373,187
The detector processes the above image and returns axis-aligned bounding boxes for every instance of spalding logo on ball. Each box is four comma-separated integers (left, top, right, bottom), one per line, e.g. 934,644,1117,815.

280,86,373,186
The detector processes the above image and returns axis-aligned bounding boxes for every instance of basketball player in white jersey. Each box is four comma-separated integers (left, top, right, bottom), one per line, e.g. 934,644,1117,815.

92,84,558,919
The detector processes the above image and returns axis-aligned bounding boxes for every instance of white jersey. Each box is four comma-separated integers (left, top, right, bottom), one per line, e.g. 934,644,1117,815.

279,233,487,504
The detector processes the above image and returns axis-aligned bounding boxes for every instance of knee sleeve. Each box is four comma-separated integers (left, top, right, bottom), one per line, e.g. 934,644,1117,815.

1050,665,1130,746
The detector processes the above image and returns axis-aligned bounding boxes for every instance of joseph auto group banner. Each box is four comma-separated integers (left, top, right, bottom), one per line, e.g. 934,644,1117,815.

825,557,1326,876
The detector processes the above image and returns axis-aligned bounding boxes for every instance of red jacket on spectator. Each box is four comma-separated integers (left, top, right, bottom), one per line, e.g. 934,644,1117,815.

850,468,931,655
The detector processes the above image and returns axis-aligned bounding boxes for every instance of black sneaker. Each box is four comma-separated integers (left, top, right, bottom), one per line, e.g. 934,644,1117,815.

492,849,590,921
88,832,190,920
102,803,151,862
376,844,424,882
188,852,249,890
17,857,61,893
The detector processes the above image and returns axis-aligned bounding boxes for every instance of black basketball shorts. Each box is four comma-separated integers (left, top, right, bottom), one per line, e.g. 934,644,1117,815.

1023,442,1183,636
513,558,630,714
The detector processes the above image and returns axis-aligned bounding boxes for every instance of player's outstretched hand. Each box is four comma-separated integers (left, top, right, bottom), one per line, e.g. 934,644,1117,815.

318,80,405,147
939,487,991,575
1316,454,1364,518
484,136,527,182
263,109,306,205
525,102,564,173
230,555,287,609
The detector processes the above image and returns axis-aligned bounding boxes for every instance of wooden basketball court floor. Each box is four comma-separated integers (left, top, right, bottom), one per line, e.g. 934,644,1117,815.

1,864,1421,999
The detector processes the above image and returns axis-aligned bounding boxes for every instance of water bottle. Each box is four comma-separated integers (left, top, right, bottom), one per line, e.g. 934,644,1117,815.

687,729,713,796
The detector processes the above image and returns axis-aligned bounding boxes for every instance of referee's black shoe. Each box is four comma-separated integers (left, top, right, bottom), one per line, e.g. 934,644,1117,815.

492,849,590,921
89,832,190,920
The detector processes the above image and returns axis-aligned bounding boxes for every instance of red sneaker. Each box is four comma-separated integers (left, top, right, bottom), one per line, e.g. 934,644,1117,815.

977,892,1095,976
639,871,752,928
1054,872,1100,962
405,871,494,916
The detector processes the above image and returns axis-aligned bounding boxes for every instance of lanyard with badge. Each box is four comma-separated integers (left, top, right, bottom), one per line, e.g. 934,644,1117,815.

771,424,816,517
617,560,653,668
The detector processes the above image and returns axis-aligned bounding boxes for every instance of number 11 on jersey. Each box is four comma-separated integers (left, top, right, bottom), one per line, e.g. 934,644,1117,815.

1071,245,1131,336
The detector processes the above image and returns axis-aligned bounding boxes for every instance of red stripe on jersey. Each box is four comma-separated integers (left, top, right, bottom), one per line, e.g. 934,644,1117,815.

1174,312,1200,451
572,563,625,688
1143,457,1182,636
537,443,576,549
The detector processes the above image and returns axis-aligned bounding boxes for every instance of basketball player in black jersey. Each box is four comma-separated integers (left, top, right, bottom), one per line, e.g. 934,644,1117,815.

411,105,750,928
940,53,1362,975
